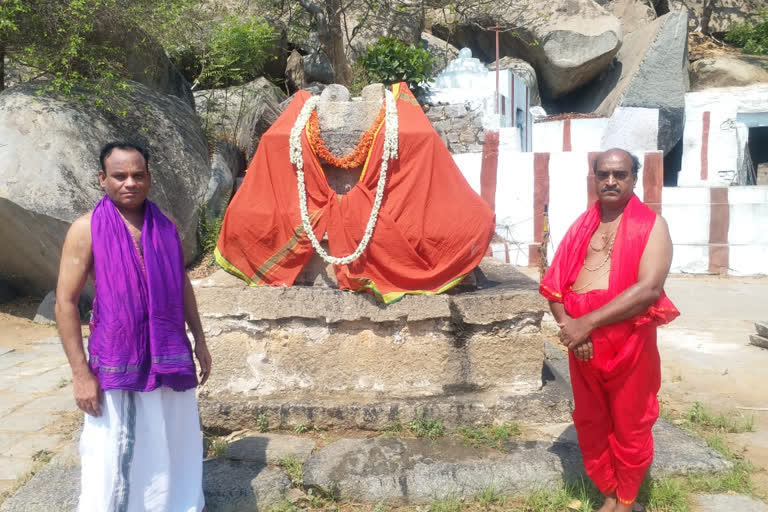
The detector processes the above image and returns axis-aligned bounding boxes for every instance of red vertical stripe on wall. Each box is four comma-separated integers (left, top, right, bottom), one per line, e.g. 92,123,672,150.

480,130,500,213
563,119,572,152
701,111,711,181
708,187,729,274
530,152,550,266
587,152,600,209
643,152,664,214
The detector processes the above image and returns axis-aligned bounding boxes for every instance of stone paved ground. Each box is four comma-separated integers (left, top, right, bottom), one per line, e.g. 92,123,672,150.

2,275,768,509
0,307,80,495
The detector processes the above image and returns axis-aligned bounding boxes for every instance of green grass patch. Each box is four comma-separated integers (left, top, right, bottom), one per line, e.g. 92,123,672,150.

457,423,521,449
209,437,228,458
266,499,300,512
294,422,313,435
641,477,690,512
276,454,304,487
429,497,463,512
381,417,405,437
456,423,523,448
684,401,755,433
409,416,445,441
515,479,602,512
475,484,505,508
256,413,269,433
197,203,224,254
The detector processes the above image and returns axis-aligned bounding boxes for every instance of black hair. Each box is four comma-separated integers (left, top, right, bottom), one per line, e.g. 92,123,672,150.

99,141,150,173
593,148,640,176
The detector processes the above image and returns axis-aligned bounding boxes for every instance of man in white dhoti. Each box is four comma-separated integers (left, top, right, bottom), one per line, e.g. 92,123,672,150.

55,141,212,511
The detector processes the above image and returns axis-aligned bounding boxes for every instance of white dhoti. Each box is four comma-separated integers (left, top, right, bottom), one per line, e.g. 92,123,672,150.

78,387,205,512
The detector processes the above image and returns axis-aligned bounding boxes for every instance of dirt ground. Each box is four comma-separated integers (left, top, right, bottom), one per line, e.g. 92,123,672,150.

0,298,58,349
657,274,768,499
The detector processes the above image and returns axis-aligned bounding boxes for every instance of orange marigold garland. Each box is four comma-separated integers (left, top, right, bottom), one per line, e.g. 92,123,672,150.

308,107,386,169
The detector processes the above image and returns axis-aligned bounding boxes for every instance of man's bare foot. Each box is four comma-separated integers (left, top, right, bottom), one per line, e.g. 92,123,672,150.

615,501,635,512
598,495,617,511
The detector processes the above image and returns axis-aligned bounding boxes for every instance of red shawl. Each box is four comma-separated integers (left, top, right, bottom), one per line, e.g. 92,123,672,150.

540,195,679,383
215,83,495,303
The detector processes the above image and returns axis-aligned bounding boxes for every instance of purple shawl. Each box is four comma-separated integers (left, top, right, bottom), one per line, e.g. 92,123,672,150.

88,196,197,392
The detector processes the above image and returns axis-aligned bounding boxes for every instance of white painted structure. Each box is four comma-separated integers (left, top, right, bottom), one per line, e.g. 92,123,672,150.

427,48,533,151
451,150,768,276
680,84,768,186
532,108,660,153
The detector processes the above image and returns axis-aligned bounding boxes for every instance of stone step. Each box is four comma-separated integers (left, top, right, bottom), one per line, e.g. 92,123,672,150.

1,420,729,511
750,334,768,350
199,378,574,433
754,321,768,339
302,419,730,504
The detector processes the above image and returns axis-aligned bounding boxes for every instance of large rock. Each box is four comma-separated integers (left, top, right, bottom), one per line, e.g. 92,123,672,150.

225,433,316,464
0,81,210,296
202,459,291,512
431,0,623,98
284,49,335,90
576,8,689,154
33,291,56,325
420,32,459,77
674,0,765,33
204,142,245,221
488,56,541,106
93,21,194,108
194,77,286,162
601,0,657,34
690,55,768,91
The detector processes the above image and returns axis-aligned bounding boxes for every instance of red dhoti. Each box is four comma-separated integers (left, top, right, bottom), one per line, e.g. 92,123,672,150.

540,195,679,505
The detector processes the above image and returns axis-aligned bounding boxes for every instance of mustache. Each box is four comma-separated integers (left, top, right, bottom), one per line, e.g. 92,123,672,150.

601,186,620,193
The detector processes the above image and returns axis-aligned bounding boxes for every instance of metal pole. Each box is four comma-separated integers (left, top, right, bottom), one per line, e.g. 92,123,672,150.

495,25,500,115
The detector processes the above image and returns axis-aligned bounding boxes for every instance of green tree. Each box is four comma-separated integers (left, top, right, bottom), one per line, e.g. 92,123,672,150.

0,0,195,110
725,10,768,56
0,1,275,111
0,0,28,91
180,14,276,90
359,37,433,94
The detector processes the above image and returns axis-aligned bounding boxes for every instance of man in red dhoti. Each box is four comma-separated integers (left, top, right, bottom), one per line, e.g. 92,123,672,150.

540,149,679,511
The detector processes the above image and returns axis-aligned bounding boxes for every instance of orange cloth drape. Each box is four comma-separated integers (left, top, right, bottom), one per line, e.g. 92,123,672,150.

540,195,679,504
215,83,495,303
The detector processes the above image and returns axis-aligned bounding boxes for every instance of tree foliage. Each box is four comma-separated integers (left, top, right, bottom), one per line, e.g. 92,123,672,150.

359,37,433,95
725,10,768,56
178,14,276,89
0,0,276,110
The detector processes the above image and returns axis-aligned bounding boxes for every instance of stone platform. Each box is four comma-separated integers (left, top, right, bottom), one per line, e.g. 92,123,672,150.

0,420,731,511
193,258,572,431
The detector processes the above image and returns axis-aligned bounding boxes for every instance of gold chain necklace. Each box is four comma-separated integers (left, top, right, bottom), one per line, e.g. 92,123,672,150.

582,232,615,272
571,266,611,292
589,230,614,252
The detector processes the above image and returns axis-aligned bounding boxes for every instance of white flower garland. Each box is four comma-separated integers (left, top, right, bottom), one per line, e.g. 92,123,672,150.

289,89,399,266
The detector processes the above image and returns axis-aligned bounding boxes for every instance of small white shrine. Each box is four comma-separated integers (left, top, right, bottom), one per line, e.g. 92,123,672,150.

426,48,533,152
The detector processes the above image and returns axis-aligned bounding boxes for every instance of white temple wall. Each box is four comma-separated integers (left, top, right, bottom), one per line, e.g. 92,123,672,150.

532,108,659,154
452,148,768,275
680,85,768,186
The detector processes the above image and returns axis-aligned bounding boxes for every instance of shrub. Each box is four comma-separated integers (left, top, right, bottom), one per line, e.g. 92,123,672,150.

358,37,433,95
196,15,276,88
724,10,768,56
